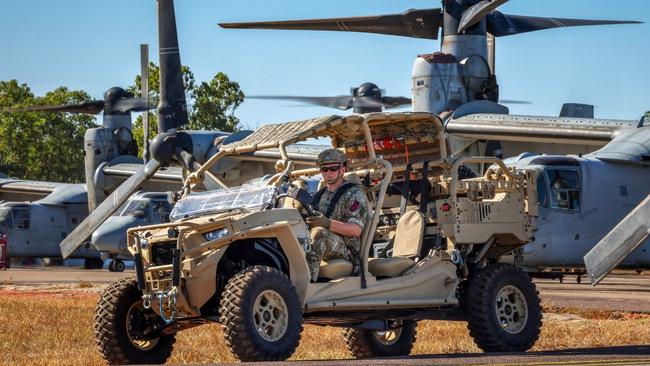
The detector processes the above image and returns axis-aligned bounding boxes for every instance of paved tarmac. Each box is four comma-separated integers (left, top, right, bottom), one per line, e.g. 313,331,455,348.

3,267,650,365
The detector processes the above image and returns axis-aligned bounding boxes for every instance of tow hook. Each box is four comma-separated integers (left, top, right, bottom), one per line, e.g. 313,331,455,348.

143,287,178,324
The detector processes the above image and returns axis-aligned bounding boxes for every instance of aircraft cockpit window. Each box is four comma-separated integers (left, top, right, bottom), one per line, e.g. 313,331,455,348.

12,207,30,229
536,172,547,207
151,200,173,223
120,200,152,222
546,169,581,211
0,208,13,228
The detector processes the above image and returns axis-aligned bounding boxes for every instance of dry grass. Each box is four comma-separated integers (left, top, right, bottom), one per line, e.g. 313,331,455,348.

77,280,93,289
2,293,650,366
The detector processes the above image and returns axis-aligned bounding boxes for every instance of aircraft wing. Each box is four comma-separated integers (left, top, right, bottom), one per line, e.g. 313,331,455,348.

0,178,66,201
446,114,639,146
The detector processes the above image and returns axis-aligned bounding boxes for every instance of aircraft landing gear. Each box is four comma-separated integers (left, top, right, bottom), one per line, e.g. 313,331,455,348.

109,259,126,272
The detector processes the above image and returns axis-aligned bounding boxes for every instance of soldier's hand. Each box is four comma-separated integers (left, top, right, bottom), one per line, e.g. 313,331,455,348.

306,212,331,230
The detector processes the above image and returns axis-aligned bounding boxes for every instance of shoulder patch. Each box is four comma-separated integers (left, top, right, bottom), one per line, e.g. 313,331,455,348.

350,200,360,212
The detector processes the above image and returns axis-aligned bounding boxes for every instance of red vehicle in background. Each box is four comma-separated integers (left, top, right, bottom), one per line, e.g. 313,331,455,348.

0,228,8,270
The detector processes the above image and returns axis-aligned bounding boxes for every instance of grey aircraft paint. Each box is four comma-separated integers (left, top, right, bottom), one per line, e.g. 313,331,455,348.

503,141,650,272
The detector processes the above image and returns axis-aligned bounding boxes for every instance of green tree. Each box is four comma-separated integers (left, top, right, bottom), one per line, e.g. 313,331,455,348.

128,63,244,157
0,80,96,182
189,72,244,131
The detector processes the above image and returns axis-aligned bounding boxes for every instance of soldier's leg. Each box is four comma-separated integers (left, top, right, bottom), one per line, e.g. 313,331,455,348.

306,227,348,281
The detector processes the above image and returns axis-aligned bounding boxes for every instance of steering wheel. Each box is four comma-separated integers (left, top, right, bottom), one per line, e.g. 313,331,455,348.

275,184,316,218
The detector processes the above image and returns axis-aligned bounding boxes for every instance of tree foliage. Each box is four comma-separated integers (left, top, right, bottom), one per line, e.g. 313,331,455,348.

128,63,244,156
0,64,244,180
0,80,96,182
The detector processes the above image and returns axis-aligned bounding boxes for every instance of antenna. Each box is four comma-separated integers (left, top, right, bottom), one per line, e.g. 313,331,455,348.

140,44,150,163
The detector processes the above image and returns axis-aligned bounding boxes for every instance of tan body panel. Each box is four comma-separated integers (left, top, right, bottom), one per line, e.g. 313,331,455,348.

304,253,458,312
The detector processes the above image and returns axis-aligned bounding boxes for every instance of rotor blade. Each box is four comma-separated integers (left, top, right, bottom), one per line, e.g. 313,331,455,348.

59,159,161,259
6,100,105,115
499,99,531,105
487,11,642,37
458,0,508,33
157,0,189,133
248,95,354,110
354,96,385,109
381,96,412,109
113,97,155,113
219,8,443,40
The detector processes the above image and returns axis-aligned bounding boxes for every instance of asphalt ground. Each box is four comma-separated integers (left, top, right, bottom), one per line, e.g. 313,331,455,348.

3,267,650,365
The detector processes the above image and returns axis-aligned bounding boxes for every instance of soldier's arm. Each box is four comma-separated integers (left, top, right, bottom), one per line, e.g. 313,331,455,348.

329,220,363,238
329,189,368,238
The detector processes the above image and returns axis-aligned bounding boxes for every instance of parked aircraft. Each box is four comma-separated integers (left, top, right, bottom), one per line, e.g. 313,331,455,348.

0,182,104,268
219,1,640,158
445,107,650,280
0,167,186,268
90,191,172,272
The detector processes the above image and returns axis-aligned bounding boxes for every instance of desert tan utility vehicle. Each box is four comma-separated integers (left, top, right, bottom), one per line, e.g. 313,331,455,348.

94,112,540,364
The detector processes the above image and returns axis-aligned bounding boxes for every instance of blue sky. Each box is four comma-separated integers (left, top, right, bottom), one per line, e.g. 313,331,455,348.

1,0,648,130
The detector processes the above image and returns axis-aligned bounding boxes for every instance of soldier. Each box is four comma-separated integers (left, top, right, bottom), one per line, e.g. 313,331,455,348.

305,148,370,281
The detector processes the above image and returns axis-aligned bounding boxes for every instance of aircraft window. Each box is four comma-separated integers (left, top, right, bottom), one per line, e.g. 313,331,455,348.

12,208,30,229
0,208,13,228
151,200,173,223
546,169,581,211
120,200,152,222
536,172,547,207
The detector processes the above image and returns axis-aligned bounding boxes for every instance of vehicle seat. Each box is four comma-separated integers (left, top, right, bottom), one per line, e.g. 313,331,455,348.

368,210,425,277
318,258,354,280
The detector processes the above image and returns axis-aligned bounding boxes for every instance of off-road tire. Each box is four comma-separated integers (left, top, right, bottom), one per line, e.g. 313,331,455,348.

465,263,542,352
343,321,417,359
220,265,303,362
94,278,176,365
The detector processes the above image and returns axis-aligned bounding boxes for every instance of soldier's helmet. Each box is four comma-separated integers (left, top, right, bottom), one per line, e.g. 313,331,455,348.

317,148,347,166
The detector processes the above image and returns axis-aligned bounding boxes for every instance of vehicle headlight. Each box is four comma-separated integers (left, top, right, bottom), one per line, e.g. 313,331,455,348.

140,238,149,250
203,228,229,241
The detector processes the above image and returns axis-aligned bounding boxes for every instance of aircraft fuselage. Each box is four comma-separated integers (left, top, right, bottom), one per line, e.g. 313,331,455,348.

506,154,650,270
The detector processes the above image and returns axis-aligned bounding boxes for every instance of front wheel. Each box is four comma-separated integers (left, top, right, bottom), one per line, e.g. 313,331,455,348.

94,278,175,364
465,263,542,352
220,265,303,362
343,321,417,359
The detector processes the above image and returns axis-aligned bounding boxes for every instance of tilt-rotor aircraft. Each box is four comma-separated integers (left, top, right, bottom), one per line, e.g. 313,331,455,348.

1,55,320,269
0,86,189,268
57,0,325,260
219,0,641,158
219,1,650,279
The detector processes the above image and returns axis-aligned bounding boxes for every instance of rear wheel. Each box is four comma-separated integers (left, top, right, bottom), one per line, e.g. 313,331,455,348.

95,278,175,364
220,265,303,362
343,321,417,359
465,263,542,352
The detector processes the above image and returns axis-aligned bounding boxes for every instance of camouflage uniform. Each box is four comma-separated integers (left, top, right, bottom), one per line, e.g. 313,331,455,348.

306,185,369,281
